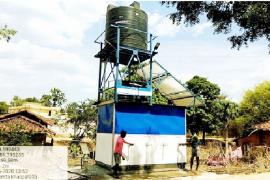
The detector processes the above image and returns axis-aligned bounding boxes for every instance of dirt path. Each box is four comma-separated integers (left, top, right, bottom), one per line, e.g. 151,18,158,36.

89,170,270,180
79,164,270,180
171,172,270,180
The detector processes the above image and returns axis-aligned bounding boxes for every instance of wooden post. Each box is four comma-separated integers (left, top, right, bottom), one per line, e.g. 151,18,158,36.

225,124,228,157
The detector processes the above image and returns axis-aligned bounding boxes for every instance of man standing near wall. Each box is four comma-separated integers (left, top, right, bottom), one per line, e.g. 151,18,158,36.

190,132,200,171
112,130,134,178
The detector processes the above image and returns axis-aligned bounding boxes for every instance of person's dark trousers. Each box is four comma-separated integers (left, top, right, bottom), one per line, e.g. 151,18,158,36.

190,156,200,170
177,162,186,169
113,163,120,176
196,157,199,170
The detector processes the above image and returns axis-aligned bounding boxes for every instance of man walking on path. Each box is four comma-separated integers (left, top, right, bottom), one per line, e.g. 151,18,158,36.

112,130,134,178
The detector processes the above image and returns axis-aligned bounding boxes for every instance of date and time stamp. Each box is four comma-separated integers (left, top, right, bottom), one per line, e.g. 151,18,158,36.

0,146,67,180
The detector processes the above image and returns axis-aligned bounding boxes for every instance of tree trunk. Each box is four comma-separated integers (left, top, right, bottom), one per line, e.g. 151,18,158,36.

225,125,229,157
74,122,78,138
202,129,206,145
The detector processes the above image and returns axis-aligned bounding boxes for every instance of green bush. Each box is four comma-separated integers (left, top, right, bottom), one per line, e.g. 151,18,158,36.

0,124,32,146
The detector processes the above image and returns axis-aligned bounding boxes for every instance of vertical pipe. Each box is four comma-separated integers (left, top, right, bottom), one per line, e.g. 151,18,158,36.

185,109,187,139
97,43,103,102
111,103,116,166
149,34,153,105
184,108,187,163
190,96,196,135
95,106,100,162
115,26,120,102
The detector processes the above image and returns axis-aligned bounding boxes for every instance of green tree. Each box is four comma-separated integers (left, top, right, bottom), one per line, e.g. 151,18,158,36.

66,99,97,139
10,95,25,107
0,25,16,42
0,124,32,146
212,97,239,132
40,88,66,107
162,1,270,52
10,96,40,107
186,75,220,143
211,97,239,154
152,84,168,105
50,88,67,107
239,81,270,129
24,97,40,103
0,102,9,115
40,94,53,106
66,102,79,136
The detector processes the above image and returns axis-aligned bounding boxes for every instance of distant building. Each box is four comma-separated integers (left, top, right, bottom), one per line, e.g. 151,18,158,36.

236,120,270,147
8,102,61,118
235,120,270,157
8,102,75,138
0,110,55,145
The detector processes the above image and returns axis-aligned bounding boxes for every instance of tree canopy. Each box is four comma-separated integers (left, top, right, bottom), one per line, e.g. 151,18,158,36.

211,97,239,134
186,76,221,136
186,75,239,141
0,25,16,42
50,88,67,107
9,88,66,108
186,76,220,101
10,96,25,107
0,124,32,146
0,102,9,115
239,81,270,128
40,94,52,106
40,88,67,107
24,97,40,103
66,99,97,139
161,1,270,52
10,96,40,107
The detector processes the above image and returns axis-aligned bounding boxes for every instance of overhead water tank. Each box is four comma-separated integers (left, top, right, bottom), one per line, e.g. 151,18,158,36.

105,1,148,50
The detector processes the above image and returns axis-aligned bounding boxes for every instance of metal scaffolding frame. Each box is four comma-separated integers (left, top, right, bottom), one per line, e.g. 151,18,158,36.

94,25,158,104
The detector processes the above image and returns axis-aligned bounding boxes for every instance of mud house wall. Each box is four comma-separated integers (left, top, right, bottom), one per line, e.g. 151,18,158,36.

237,130,270,146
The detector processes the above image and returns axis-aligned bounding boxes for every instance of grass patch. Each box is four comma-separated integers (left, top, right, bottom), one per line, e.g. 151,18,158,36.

187,144,270,174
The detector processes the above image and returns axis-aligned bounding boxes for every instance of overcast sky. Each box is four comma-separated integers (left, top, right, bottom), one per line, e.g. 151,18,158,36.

0,0,269,104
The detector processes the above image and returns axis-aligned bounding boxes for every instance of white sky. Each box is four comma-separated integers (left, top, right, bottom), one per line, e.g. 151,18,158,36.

0,0,269,104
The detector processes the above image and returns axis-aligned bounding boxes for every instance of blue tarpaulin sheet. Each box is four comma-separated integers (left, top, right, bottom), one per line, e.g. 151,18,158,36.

115,104,185,135
97,104,113,133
